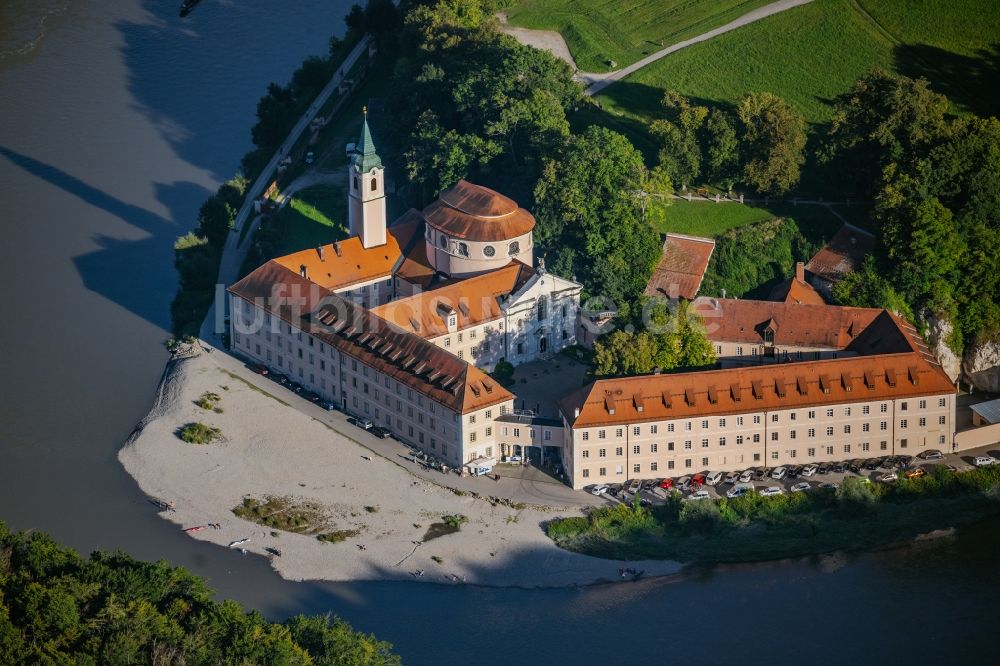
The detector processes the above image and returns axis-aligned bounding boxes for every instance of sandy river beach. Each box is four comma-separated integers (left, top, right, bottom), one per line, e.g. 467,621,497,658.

119,350,682,587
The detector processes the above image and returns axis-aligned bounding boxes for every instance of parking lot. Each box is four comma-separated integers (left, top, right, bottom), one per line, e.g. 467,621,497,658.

591,445,1000,505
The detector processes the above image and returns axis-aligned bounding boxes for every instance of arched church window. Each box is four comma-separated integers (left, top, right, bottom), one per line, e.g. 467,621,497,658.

370,178,377,192
483,245,495,257
508,241,520,256
353,176,358,190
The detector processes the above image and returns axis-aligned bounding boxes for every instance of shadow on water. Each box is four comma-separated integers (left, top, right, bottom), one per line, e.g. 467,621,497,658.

0,144,208,330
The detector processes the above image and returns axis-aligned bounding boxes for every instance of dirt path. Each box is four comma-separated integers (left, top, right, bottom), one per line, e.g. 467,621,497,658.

499,1,814,97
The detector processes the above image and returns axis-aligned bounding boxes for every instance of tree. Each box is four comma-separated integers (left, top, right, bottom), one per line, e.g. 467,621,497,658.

736,92,806,194
196,195,235,250
651,91,707,190
533,126,660,308
704,108,740,190
832,256,914,321
824,68,949,195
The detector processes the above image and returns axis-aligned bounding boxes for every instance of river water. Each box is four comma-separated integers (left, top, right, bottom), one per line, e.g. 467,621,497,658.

0,1,996,663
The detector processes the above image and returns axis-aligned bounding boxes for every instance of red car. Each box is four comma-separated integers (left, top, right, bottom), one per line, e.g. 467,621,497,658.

659,478,674,490
691,473,706,489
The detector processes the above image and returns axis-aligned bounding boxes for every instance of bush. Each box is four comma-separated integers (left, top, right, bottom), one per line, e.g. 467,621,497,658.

178,422,221,444
679,499,724,533
442,514,468,529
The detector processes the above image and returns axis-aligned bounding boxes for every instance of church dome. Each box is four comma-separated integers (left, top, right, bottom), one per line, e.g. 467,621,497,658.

423,180,536,242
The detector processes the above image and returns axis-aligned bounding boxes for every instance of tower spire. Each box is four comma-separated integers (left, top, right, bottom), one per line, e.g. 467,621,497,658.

352,108,382,173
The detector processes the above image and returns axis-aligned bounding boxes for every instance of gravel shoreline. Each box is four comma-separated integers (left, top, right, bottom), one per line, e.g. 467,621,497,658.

119,351,683,587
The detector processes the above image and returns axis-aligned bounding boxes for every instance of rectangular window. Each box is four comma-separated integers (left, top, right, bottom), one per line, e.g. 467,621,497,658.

862,406,870,415
808,428,815,438
771,432,779,441
863,423,870,432
582,469,590,478
826,427,834,436
900,419,908,429
771,414,779,422
808,410,816,419
901,402,908,411
582,450,589,458
633,463,641,473
632,426,640,436
753,434,761,443
651,461,658,472
771,451,779,460
826,446,834,455
826,409,834,417
650,443,658,453
843,444,851,453
668,424,675,432
939,416,946,425
685,459,692,468
844,425,851,434
632,445,640,454
599,449,606,458
684,440,692,450
668,461,675,470
736,435,744,445
599,467,606,477
919,417,926,427
880,441,888,450
582,432,589,441
616,428,623,438
615,447,623,456
808,448,815,457
737,416,744,426
650,425,658,434
701,438,709,448
753,415,761,424
719,437,726,447
939,398,946,407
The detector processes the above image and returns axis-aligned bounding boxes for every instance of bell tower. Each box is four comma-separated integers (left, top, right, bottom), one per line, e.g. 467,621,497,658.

348,107,387,248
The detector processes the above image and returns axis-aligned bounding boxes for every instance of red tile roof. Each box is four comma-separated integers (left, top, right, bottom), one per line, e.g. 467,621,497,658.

228,262,513,414
370,262,534,338
644,233,715,300
692,297,882,349
423,180,535,242
805,223,875,284
271,232,402,292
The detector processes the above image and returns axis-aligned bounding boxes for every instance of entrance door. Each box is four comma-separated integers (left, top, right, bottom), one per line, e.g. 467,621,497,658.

539,337,547,353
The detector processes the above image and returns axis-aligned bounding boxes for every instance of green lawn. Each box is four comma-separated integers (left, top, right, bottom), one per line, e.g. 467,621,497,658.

594,0,999,125
652,199,865,245
504,0,775,72
272,184,348,255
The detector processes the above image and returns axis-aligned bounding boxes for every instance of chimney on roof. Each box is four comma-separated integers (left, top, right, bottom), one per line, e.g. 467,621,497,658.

333,241,342,257
300,264,308,279
574,407,580,418
317,245,325,261
795,261,805,283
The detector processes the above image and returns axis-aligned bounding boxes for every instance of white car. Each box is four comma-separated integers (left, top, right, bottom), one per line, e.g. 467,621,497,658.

973,455,998,467
590,485,610,496
878,472,899,483
790,482,811,493
724,471,741,485
739,470,755,484
705,471,724,486
759,486,784,497
801,464,818,477
727,483,754,498
771,466,787,480
687,490,711,501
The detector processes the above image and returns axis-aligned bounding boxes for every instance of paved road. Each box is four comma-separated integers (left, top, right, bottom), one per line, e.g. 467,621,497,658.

583,0,813,96
199,36,371,342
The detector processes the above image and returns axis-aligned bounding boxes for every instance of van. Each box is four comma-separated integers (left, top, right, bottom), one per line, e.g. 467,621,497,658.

705,471,724,486
470,463,494,476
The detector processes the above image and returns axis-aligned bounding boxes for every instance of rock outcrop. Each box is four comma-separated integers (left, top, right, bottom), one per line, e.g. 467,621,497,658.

920,311,961,383
963,339,1000,393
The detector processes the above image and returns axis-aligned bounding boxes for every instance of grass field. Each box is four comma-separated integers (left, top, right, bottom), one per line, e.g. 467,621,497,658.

594,0,999,125
504,0,774,72
271,184,347,255
652,199,865,245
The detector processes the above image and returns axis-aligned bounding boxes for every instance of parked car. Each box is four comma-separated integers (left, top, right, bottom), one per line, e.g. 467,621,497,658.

973,455,998,467
252,364,269,375
754,468,771,481
896,455,913,468
786,464,803,478
790,482,811,493
706,471,724,486
659,478,675,490
739,469,755,484
590,485,610,496
305,150,314,164
918,449,944,460
288,383,304,394
691,473,706,489
505,455,523,463
627,479,642,495
771,466,788,480
848,459,866,474
759,486,784,497
905,467,927,479
642,479,658,491
877,472,898,483
303,391,321,403
724,471,741,485
878,457,895,470
944,464,958,473
817,461,832,474
676,475,693,492
270,373,289,385
864,458,884,471
833,461,849,473
318,400,337,411
727,483,754,498
348,416,373,430
687,490,711,501
370,426,391,439
801,464,818,477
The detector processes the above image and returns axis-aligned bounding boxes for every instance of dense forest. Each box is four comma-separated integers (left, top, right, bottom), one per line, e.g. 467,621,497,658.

0,522,399,665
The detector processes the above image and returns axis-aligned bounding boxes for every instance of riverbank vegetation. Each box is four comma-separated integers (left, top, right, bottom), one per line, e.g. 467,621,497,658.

178,421,222,444
0,521,399,664
547,466,1000,563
